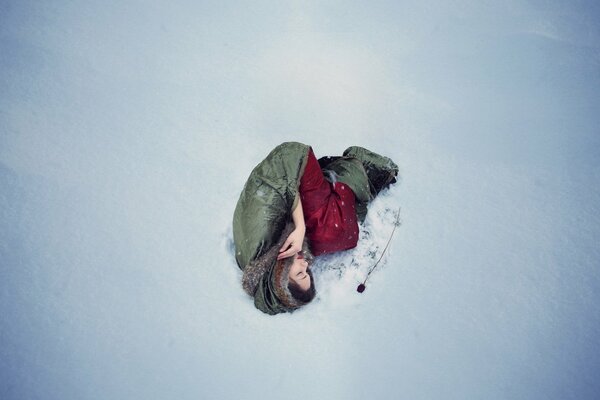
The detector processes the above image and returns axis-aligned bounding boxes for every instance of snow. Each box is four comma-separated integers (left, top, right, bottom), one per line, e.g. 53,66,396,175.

2,1,600,399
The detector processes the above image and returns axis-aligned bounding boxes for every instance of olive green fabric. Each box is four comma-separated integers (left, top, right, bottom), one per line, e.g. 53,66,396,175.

343,146,399,197
233,142,310,270
320,157,371,222
232,142,399,314
251,226,314,315
255,267,286,315
321,146,399,222
242,222,314,315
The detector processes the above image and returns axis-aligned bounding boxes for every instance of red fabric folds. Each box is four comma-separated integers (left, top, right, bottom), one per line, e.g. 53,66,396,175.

299,149,359,256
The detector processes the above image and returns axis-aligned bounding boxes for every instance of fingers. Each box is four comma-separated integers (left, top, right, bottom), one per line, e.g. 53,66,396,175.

278,228,304,260
279,238,291,253
277,243,300,260
277,248,293,260
278,240,293,260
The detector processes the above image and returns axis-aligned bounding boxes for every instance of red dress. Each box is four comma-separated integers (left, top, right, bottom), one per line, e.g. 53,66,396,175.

299,149,359,255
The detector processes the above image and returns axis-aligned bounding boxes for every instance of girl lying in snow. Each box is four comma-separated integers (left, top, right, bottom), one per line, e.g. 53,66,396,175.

233,142,398,315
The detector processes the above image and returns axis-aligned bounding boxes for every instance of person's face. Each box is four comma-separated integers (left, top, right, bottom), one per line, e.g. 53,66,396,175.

288,252,311,291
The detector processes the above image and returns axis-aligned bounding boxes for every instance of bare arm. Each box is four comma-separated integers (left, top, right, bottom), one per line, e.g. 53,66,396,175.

291,197,305,232
278,197,306,260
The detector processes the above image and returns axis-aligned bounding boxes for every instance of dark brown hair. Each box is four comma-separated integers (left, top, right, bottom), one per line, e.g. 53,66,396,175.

288,269,316,303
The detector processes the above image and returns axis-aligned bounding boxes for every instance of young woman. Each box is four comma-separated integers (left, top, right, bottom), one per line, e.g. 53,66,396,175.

233,142,398,315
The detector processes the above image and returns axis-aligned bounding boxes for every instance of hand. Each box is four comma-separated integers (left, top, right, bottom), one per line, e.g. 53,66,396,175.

277,227,305,260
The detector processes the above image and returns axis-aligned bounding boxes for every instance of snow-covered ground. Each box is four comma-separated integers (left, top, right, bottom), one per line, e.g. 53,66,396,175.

2,1,599,399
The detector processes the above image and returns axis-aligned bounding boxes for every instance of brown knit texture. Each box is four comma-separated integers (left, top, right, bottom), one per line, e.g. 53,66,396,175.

242,223,313,307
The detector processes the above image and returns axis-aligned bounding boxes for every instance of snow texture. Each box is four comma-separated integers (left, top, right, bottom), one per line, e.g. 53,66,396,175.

1,1,600,399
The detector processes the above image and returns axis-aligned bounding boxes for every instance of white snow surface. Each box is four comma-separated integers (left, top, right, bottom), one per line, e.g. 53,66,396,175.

2,1,600,399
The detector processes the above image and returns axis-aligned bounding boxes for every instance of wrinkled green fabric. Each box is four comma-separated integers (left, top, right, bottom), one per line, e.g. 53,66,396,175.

256,270,283,315
255,257,291,315
322,146,398,222
233,142,310,270
343,146,399,197
233,142,399,314
321,157,371,222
